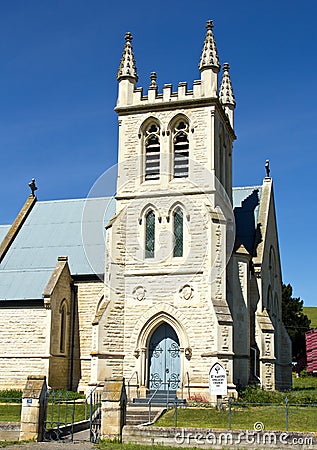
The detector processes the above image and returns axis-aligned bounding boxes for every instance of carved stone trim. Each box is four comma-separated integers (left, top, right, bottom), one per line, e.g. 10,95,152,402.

132,286,146,301
179,284,194,301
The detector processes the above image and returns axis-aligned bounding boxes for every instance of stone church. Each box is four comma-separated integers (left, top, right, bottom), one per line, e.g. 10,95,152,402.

0,21,292,399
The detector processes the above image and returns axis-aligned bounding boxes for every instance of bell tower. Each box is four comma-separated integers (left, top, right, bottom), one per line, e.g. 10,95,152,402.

101,21,238,400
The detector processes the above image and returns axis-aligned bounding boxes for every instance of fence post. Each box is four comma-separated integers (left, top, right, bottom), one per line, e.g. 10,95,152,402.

100,378,127,442
285,396,289,431
19,375,47,442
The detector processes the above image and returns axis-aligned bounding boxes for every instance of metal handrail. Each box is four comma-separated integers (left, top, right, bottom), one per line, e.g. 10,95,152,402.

86,381,105,401
148,381,170,423
126,370,139,401
181,371,190,400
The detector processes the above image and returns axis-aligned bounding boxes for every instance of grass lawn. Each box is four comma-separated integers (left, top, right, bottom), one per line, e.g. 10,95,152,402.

0,400,87,424
0,404,21,422
304,306,317,329
155,405,317,432
292,375,317,390
45,400,88,426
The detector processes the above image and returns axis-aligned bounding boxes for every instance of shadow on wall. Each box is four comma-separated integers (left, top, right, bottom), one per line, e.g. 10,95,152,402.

234,189,262,256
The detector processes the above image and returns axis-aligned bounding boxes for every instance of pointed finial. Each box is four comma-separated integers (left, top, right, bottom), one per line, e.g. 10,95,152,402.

206,20,214,30
149,72,157,89
219,62,236,107
265,160,270,178
117,31,138,82
125,31,132,42
199,19,220,72
28,178,38,197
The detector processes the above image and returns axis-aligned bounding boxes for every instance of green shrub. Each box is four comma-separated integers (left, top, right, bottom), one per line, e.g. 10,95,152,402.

238,384,317,405
0,389,22,402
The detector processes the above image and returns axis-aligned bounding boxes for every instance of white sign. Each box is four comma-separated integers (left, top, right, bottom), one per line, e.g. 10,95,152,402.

209,362,227,396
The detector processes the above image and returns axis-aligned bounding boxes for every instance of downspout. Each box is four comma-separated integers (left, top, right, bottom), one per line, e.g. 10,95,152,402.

69,283,77,391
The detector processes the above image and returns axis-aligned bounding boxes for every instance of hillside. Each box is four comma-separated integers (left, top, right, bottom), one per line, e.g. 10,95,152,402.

304,307,317,329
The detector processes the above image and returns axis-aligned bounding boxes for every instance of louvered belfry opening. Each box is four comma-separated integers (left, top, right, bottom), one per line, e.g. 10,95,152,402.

173,121,189,178
145,123,160,181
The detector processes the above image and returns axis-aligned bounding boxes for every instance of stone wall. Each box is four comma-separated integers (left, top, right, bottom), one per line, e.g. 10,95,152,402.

76,280,104,392
0,306,49,389
123,426,316,449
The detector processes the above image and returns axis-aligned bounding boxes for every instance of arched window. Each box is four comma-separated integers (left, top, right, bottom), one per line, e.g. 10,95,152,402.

59,301,67,353
145,123,160,180
173,207,183,257
145,210,155,258
173,120,189,178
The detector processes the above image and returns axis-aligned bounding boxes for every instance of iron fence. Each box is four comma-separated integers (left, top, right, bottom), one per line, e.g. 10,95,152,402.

172,399,317,433
43,390,88,441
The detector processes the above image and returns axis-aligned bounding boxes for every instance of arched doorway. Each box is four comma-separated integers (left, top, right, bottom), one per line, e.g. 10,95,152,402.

148,322,180,391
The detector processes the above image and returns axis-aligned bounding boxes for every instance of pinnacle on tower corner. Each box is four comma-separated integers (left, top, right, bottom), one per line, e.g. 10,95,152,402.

199,20,220,73
117,31,138,82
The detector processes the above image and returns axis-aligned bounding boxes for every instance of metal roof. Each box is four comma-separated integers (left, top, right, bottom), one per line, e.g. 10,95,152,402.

0,196,115,301
232,185,262,254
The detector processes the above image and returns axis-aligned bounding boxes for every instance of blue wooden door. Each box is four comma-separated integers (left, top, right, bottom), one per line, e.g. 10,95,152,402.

148,323,180,391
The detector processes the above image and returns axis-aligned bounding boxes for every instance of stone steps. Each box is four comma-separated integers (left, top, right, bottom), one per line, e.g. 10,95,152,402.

126,405,163,425
132,390,186,406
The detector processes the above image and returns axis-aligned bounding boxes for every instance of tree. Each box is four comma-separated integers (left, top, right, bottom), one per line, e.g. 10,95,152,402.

282,283,311,362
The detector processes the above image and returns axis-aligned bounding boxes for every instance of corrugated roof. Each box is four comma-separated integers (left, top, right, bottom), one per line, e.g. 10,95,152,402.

0,196,115,301
232,186,262,255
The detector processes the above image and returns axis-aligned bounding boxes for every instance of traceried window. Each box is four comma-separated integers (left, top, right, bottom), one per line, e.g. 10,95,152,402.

173,207,183,257
145,123,160,180
173,120,189,178
145,210,155,258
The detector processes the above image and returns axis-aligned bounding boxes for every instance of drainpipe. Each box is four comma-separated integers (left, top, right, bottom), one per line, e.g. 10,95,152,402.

69,283,77,391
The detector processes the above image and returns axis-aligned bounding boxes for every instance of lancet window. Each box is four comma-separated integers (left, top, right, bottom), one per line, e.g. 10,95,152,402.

173,207,184,257
59,301,67,354
145,210,155,258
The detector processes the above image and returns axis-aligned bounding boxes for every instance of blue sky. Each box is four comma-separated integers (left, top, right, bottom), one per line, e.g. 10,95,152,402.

0,1,316,306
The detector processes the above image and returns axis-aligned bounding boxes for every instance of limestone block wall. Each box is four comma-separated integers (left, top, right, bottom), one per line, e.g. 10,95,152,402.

253,178,291,389
116,105,234,200
43,258,72,390
108,191,234,397
0,306,49,389
231,253,250,388
76,280,104,391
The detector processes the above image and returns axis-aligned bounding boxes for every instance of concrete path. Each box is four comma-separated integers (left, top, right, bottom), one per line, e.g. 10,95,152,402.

2,441,96,449
2,430,96,448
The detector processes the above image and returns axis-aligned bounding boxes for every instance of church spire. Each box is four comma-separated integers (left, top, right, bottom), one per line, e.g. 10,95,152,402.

117,32,138,82
199,20,220,72
199,20,220,97
116,32,138,107
219,63,236,128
